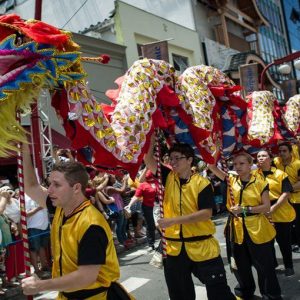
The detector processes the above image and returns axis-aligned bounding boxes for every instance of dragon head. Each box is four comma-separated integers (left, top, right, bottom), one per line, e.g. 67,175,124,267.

0,14,85,157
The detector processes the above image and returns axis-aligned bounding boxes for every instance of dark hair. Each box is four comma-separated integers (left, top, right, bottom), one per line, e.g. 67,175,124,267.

52,161,89,193
278,142,292,153
257,149,273,159
169,143,195,164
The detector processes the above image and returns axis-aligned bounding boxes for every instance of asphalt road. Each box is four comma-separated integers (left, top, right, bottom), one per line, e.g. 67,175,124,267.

12,214,300,299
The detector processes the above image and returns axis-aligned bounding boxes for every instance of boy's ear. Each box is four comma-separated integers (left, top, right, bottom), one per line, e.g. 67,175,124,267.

73,183,82,193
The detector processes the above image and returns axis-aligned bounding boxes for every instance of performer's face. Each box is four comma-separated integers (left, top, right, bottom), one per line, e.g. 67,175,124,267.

257,151,271,168
233,156,251,177
169,151,192,175
47,171,77,207
278,146,291,160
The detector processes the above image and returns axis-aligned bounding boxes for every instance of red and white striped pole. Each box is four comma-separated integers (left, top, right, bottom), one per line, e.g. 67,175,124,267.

154,129,167,258
16,113,33,300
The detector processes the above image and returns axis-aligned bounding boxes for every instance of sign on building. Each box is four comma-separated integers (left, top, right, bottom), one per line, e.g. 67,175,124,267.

141,41,169,62
239,63,259,97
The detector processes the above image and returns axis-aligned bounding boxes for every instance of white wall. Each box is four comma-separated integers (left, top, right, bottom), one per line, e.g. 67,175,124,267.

115,1,203,67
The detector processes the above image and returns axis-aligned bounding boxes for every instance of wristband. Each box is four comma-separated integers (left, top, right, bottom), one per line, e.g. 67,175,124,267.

242,206,247,217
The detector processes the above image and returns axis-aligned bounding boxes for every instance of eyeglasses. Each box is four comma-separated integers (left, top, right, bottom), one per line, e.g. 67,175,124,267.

278,149,288,153
169,156,187,162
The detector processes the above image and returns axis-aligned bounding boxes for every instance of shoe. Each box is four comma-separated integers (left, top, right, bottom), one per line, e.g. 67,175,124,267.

134,233,145,238
292,247,300,253
124,239,136,249
147,245,155,252
285,268,295,277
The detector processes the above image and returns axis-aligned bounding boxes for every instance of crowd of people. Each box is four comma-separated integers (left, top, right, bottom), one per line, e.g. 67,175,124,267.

0,138,299,299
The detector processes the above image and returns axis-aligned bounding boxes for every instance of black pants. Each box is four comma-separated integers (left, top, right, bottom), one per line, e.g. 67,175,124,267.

291,203,300,246
142,205,156,247
233,230,282,300
164,245,235,300
273,222,293,269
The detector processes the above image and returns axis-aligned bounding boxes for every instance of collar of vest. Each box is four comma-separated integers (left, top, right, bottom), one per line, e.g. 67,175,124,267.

277,156,296,166
173,172,197,185
236,174,256,188
63,200,91,220
257,166,276,176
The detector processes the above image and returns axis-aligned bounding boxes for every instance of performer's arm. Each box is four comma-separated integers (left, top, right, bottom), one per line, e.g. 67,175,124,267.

22,143,47,208
251,189,270,214
144,133,157,175
292,171,300,191
22,264,101,295
157,184,213,228
270,177,292,213
158,209,212,228
22,224,107,295
207,146,227,180
207,164,226,181
231,189,271,215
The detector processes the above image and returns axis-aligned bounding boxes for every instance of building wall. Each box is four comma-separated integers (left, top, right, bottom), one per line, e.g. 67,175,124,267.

115,1,203,67
73,33,127,102
257,0,290,100
281,0,300,79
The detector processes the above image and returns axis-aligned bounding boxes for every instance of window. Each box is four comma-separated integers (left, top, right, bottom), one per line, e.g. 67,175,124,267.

172,54,189,73
136,44,143,59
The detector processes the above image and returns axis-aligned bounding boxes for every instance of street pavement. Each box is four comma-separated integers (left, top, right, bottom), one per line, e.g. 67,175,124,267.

10,214,300,299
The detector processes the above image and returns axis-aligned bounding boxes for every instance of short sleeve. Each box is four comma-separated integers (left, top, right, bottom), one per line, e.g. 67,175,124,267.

282,177,293,193
160,165,171,186
78,225,108,265
134,184,144,198
261,183,269,195
197,184,215,210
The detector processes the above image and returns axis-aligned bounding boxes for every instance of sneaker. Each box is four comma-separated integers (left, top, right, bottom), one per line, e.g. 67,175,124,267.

147,245,155,252
292,247,300,253
285,268,295,277
134,233,145,239
124,239,136,249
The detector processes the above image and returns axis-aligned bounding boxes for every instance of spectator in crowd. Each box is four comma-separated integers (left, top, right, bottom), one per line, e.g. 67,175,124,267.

207,171,223,215
1,186,25,284
127,173,145,239
53,148,74,163
25,194,51,278
105,174,131,249
0,188,13,295
126,170,158,251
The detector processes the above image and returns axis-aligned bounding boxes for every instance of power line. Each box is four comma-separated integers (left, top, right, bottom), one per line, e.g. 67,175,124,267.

61,0,89,29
